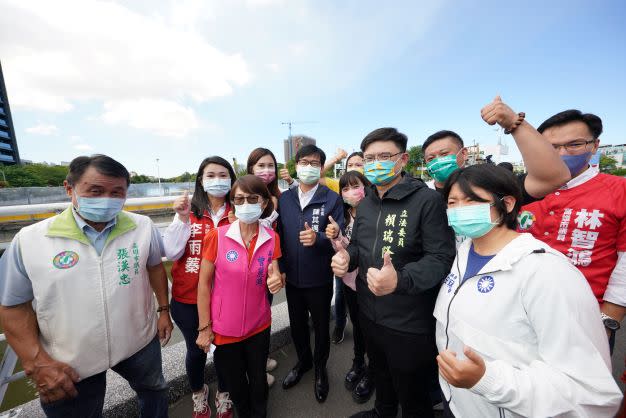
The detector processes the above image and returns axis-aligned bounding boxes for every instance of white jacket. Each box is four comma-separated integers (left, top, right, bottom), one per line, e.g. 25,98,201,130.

434,233,622,418
19,208,157,379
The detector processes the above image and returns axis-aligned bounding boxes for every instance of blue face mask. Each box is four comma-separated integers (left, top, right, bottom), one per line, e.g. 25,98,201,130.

561,152,591,177
446,203,499,238
76,196,125,223
364,159,399,186
235,203,263,224
203,178,231,197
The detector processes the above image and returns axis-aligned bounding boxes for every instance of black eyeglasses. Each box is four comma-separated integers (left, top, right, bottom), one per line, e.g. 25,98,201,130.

552,139,596,153
297,159,322,168
232,195,261,205
363,152,402,164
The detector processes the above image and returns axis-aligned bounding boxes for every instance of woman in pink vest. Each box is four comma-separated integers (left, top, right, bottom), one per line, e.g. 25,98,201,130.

163,156,236,418
196,175,284,418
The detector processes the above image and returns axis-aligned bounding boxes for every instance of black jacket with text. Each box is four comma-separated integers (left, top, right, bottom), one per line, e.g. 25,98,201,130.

346,173,455,334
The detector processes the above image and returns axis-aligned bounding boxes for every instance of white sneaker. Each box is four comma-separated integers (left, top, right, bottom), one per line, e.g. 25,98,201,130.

192,384,211,418
215,390,233,418
266,372,275,387
266,357,278,372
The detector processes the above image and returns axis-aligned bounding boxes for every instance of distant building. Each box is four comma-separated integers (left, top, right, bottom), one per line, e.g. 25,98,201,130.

0,61,20,165
283,135,316,162
598,144,626,168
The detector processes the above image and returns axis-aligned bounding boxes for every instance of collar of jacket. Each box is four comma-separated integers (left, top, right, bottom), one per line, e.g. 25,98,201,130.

287,184,331,209
46,207,137,246
456,233,558,276
368,173,426,201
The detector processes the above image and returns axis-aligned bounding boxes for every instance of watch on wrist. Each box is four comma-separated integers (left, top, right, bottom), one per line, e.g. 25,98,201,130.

157,305,170,313
601,313,621,331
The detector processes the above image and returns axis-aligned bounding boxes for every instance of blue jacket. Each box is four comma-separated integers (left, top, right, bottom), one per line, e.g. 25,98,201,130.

278,185,344,288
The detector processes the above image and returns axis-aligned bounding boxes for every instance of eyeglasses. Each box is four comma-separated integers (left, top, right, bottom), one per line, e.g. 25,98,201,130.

297,159,321,168
363,152,402,164
232,195,261,205
552,139,596,153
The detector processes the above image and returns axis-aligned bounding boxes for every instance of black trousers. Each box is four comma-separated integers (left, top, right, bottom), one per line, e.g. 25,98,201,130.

343,283,366,365
213,328,270,418
286,282,333,368
360,315,438,418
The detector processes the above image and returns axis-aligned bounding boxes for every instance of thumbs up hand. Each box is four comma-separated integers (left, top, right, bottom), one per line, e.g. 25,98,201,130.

331,241,350,277
325,215,340,240
299,222,317,247
227,210,237,224
437,346,486,389
480,95,518,130
173,190,191,223
367,251,397,296
279,168,294,184
267,262,283,294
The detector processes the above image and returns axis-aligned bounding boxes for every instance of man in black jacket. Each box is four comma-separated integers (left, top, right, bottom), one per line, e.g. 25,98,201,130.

332,128,455,418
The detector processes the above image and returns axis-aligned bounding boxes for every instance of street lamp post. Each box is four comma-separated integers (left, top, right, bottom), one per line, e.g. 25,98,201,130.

156,158,162,196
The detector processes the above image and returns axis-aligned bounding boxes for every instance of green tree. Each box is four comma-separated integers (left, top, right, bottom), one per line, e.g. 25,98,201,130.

405,145,424,175
1,163,69,187
130,174,152,184
600,155,617,173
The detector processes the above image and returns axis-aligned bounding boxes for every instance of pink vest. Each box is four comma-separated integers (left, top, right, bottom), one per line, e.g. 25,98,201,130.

211,221,274,338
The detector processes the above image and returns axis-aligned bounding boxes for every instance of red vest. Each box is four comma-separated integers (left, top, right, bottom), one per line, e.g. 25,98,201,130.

171,205,231,304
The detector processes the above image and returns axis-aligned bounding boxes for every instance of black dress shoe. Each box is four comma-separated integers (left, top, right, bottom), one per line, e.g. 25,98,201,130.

331,325,345,344
282,363,312,390
314,367,329,403
348,409,379,418
344,360,366,391
352,371,375,404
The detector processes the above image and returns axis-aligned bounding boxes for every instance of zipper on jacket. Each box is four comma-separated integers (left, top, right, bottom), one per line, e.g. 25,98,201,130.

241,246,249,337
370,199,383,322
96,253,113,368
443,253,501,406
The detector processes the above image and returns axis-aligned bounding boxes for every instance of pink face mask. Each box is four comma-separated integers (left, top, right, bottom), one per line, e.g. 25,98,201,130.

255,170,276,185
342,187,365,207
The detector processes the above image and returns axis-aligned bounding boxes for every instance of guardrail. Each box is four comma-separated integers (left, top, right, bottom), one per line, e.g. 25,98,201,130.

0,196,181,223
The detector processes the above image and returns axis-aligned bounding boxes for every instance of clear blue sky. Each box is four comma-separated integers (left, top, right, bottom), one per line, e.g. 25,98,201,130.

1,0,625,176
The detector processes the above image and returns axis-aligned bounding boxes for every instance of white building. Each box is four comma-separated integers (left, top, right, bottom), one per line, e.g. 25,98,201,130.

598,144,626,168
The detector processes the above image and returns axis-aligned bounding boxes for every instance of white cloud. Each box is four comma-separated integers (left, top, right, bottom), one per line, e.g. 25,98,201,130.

73,143,94,151
0,0,251,136
100,99,199,138
25,123,59,136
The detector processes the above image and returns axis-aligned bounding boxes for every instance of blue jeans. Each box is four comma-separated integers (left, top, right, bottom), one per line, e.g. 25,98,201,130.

333,277,347,328
41,336,168,418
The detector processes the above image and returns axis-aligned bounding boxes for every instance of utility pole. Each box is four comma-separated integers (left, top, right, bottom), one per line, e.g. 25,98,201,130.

280,121,319,161
156,158,162,196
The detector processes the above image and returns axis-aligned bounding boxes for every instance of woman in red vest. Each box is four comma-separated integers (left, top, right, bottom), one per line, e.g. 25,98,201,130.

196,175,284,418
163,156,236,418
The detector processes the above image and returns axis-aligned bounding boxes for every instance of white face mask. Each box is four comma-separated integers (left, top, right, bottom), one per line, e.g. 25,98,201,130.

296,165,321,185
203,178,231,197
235,203,263,224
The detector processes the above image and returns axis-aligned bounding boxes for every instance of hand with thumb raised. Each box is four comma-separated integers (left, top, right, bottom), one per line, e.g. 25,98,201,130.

331,241,350,277
173,189,191,222
325,215,340,240
299,221,316,246
267,263,283,294
480,95,517,130
367,251,397,296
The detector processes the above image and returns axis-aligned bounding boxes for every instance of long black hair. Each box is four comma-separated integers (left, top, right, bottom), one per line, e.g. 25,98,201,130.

191,156,236,219
338,170,371,227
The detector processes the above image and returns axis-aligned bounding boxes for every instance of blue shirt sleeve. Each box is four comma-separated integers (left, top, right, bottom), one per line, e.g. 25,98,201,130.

0,236,34,306
147,224,165,267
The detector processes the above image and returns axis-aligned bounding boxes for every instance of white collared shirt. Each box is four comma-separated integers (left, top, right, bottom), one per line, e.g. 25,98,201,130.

560,165,599,190
298,183,319,209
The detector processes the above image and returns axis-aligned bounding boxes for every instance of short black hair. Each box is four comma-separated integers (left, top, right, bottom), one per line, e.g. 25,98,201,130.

497,162,514,172
537,109,603,139
422,130,464,154
295,144,326,166
360,128,408,153
66,154,130,186
443,164,522,230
